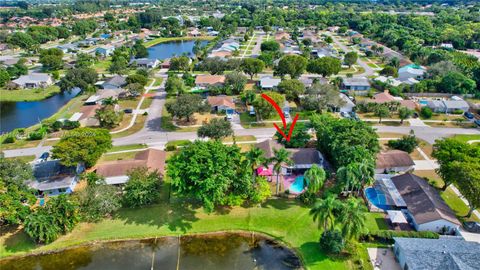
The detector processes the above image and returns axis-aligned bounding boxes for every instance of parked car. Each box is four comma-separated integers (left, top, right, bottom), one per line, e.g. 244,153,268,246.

38,152,49,162
225,108,235,120
464,111,474,120
340,111,350,118
413,112,419,118
124,108,133,114
463,222,480,233
475,119,480,127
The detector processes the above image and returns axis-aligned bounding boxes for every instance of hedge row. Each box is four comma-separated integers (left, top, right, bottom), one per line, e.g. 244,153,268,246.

361,230,439,243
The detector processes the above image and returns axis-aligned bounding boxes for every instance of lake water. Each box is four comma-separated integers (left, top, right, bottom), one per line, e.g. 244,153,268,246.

0,233,302,270
147,40,208,60
0,88,81,133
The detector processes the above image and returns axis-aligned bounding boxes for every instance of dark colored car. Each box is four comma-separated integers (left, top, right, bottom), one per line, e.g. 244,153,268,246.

463,222,480,233
39,152,49,162
124,108,133,114
413,112,419,118
464,111,474,120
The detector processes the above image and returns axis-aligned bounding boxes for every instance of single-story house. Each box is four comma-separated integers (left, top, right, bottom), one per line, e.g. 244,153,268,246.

259,76,281,90
56,43,78,54
339,93,355,112
95,149,166,185
275,31,290,41
371,90,417,110
208,50,232,58
341,77,370,91
28,160,84,196
392,173,460,233
188,29,201,37
375,150,415,174
398,64,426,82
101,75,127,90
78,104,100,127
12,73,53,89
160,59,171,69
393,237,480,270
95,45,115,56
299,77,314,88
207,95,235,112
427,99,470,113
84,95,101,105
130,58,159,69
195,74,226,88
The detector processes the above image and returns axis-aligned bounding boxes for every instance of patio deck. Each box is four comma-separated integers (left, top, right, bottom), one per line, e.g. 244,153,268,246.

367,248,401,270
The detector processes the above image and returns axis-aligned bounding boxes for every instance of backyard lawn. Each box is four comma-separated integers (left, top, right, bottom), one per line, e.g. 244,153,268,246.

451,134,480,144
0,86,61,102
0,198,387,270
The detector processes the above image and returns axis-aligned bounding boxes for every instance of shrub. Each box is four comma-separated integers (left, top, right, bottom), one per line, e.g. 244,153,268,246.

297,191,316,205
361,230,439,243
452,109,463,115
28,128,46,140
319,230,344,254
387,134,418,153
420,107,433,119
63,120,80,130
165,145,177,151
2,135,15,144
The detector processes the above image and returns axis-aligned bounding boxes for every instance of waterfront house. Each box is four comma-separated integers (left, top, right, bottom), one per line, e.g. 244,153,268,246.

95,149,166,186
101,75,127,90
28,160,84,196
12,73,53,89
130,58,159,69
95,45,115,57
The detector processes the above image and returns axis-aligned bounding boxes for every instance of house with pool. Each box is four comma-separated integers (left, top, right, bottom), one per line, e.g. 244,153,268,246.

27,160,85,196
254,139,324,194
365,173,460,233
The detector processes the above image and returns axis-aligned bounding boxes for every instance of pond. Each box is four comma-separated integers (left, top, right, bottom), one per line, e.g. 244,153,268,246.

0,233,302,270
0,88,81,134
147,40,209,60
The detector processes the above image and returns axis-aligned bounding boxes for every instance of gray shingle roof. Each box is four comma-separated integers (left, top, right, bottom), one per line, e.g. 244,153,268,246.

28,160,78,191
394,237,480,270
343,77,370,87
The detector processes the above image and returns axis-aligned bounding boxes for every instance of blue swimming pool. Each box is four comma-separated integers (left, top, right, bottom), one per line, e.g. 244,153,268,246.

419,100,428,105
289,176,305,193
365,187,390,210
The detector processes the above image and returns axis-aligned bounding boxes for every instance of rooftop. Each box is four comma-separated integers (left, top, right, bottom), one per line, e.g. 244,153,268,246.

394,237,480,270
376,150,414,169
343,77,370,86
195,74,226,85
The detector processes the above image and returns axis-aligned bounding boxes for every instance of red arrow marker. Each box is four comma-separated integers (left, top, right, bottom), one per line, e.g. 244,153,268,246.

261,93,299,142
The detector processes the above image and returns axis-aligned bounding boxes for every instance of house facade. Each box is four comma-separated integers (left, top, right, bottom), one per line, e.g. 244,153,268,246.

28,160,84,196
130,58,159,69
195,75,226,88
259,76,281,90
12,73,53,89
207,96,235,112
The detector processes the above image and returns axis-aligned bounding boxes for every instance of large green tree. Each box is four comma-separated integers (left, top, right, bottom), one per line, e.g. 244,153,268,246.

167,141,253,212
252,91,285,121
51,128,112,168
310,194,340,231
123,167,162,208
274,55,307,79
242,58,264,80
307,57,341,77
337,197,367,240
165,94,208,122
277,79,305,102
452,161,480,217
343,52,358,68
58,67,98,91
197,118,233,140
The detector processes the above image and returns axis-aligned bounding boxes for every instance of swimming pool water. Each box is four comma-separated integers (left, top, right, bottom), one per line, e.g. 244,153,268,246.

365,187,390,210
289,176,305,193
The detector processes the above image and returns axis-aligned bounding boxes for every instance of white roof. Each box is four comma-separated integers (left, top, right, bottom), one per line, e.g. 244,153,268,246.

12,73,51,84
85,95,100,103
387,210,408,224
105,175,129,185
260,77,281,88
399,67,425,76
343,77,370,87
69,112,83,122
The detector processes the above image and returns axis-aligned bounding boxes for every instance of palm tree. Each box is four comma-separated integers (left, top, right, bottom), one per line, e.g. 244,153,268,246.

304,164,326,194
353,161,375,194
336,164,360,195
24,210,60,243
245,147,265,184
272,148,291,195
337,198,367,240
309,194,340,231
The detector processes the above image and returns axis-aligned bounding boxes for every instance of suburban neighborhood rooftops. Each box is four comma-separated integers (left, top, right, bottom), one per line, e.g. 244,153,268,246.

29,160,82,191
371,90,417,110
130,58,158,65
376,150,414,169
195,74,226,85
12,73,52,84
207,96,235,109
103,75,126,88
391,173,460,226
394,237,480,270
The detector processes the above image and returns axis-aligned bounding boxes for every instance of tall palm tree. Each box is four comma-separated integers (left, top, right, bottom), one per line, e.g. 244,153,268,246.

304,164,326,194
272,148,291,195
245,147,265,184
353,161,374,195
309,194,340,231
336,164,360,195
337,197,367,240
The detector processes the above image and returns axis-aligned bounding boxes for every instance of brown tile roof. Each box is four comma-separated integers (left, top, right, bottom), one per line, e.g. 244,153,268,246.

207,96,235,109
376,150,415,169
254,139,283,159
195,75,226,85
95,149,166,178
391,173,460,226
371,91,417,110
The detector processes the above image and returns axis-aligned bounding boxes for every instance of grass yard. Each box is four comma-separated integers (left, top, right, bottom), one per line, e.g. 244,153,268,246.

5,155,36,163
0,198,388,270
222,135,256,143
0,86,61,102
441,187,480,223
111,115,147,139
108,144,147,153
451,134,480,144
92,58,111,73
0,139,40,151
152,78,163,87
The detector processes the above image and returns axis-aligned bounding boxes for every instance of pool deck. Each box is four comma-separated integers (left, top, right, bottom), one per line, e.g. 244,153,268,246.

283,174,305,194
367,248,402,270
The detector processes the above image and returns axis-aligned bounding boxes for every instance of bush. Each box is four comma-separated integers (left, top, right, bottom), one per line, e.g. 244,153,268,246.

28,128,46,140
165,140,191,149
319,230,344,254
63,120,80,130
361,230,439,243
420,107,433,119
165,145,177,151
2,135,15,144
452,109,463,115
387,134,418,153
297,191,316,205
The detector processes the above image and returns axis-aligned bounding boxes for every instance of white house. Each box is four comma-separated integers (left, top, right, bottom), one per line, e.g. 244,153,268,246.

339,93,355,112
427,99,470,113
130,58,159,69
392,173,461,233
12,73,53,89
259,76,281,90
95,45,115,56
398,64,426,82
341,77,370,91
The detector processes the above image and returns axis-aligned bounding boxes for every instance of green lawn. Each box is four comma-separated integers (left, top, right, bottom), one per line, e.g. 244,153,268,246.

108,144,147,153
0,86,61,102
451,134,480,144
0,198,388,269
441,187,480,223
5,155,36,163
